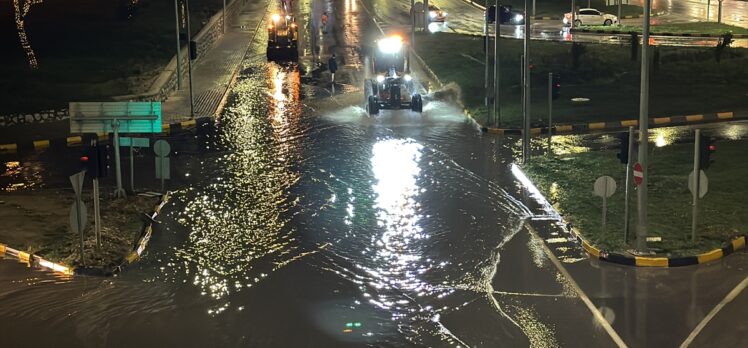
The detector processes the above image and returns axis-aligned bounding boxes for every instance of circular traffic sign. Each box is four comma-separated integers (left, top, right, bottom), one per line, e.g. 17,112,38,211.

154,140,171,157
633,162,643,186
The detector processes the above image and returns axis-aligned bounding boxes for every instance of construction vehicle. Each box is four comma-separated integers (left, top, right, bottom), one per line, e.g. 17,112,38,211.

363,35,423,115
267,12,299,61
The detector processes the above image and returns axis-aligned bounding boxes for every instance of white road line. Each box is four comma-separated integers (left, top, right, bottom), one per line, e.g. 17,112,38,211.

679,275,748,348
525,222,629,348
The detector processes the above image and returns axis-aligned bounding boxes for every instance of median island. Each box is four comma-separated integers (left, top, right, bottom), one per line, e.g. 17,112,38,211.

522,136,748,256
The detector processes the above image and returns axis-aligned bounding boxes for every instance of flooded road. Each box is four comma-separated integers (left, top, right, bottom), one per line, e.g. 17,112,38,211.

1,0,747,347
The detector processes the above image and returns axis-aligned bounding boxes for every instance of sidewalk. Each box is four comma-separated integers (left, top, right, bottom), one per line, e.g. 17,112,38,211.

161,0,267,123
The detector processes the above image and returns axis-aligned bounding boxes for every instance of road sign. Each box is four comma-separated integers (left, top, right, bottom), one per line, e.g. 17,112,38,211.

688,170,708,198
69,102,162,134
633,162,643,186
156,157,171,179
69,200,88,234
594,176,617,198
120,137,150,147
154,140,171,157
69,171,85,198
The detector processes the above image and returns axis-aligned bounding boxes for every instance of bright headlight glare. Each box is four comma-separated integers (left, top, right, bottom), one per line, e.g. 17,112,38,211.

404,74,412,82
376,75,385,83
271,13,281,22
377,36,403,54
515,14,524,21
429,11,437,18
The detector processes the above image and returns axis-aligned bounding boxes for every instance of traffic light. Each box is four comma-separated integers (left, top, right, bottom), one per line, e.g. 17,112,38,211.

552,74,561,100
699,135,716,169
616,132,630,164
486,5,496,23
83,143,109,178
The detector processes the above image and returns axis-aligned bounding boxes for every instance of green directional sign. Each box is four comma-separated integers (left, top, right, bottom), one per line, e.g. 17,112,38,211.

69,102,162,134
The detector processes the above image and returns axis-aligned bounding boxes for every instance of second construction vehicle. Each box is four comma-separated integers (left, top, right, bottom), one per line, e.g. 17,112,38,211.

363,35,423,115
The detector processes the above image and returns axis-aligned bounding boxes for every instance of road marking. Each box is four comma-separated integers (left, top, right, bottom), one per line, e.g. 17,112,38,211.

679,275,748,348
525,222,628,348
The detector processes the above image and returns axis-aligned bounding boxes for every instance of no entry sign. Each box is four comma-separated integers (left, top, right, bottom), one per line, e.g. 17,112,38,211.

633,162,643,186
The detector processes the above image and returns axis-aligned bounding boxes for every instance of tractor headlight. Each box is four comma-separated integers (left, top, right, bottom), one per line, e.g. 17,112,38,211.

377,36,403,54
403,74,412,82
376,75,385,83
514,14,524,22
429,11,437,18
271,13,281,22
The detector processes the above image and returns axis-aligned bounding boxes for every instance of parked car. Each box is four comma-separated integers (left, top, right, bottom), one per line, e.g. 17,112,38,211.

563,8,618,26
428,4,447,22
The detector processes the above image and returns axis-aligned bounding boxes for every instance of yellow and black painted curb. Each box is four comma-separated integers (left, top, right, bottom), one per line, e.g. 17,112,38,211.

570,28,748,38
0,117,212,155
0,243,74,276
576,233,746,267
478,111,744,135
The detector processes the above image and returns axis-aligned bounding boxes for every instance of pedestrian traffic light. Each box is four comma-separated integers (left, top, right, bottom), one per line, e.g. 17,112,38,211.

83,144,109,178
552,74,561,100
699,134,716,169
616,132,630,164
486,5,496,23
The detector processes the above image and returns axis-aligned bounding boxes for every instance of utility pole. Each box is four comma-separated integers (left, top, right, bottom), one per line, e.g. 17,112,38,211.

411,0,415,51
707,0,711,21
223,0,227,34
571,0,576,28
691,130,701,242
522,0,531,163
424,0,430,32
493,1,501,127
636,0,652,253
532,0,536,17
718,0,723,23
174,0,182,89
617,0,622,26
186,0,195,119
484,0,490,108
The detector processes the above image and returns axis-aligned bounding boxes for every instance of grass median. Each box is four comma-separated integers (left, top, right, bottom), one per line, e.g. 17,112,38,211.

414,31,748,128
584,22,748,35
0,0,225,114
522,136,748,256
496,0,642,18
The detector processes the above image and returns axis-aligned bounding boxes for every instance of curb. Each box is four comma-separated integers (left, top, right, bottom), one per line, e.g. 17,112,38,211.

0,117,213,156
0,193,170,277
511,164,747,267
570,28,748,38
479,111,745,136
0,243,74,275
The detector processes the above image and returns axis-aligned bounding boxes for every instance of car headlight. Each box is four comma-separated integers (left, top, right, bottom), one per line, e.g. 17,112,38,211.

404,74,412,82
376,75,385,83
563,18,568,24
514,14,524,22
429,11,437,18
442,12,447,16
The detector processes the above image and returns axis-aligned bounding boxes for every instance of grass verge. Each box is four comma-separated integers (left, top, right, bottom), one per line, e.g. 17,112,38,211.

584,22,748,35
523,137,748,256
414,31,748,128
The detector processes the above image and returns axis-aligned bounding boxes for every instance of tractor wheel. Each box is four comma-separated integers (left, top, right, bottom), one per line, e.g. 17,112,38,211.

367,95,379,115
411,94,423,113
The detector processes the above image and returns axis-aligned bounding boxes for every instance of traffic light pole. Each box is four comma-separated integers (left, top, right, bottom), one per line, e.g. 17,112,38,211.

91,139,102,252
112,121,126,199
186,0,195,119
624,126,634,243
691,129,701,242
522,0,531,163
484,0,489,108
636,0,652,253
493,2,500,127
174,0,182,89
547,72,552,156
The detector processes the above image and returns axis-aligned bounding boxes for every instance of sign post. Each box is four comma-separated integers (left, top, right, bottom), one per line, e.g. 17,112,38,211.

594,176,617,235
689,131,709,242
69,102,162,198
154,140,172,193
623,127,634,243
121,137,150,193
69,171,87,266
